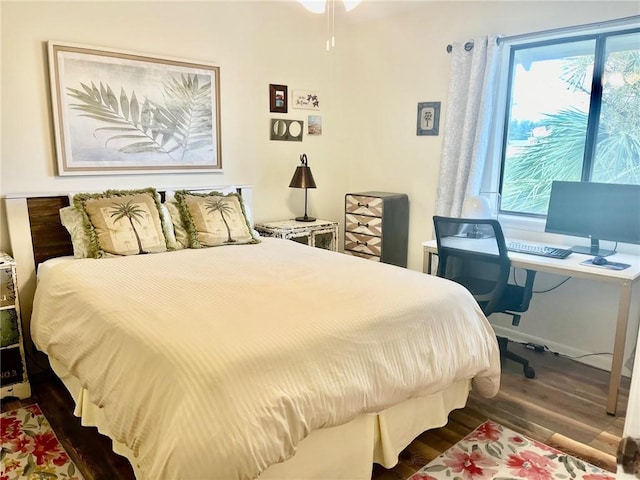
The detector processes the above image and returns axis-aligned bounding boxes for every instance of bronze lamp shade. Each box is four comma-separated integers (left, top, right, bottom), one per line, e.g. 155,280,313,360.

289,153,317,222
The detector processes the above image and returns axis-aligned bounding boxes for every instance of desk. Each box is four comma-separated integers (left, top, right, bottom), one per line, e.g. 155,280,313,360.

422,238,640,416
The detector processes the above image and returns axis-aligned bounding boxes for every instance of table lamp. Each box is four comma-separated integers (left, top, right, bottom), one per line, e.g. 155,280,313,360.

461,195,494,238
289,153,317,222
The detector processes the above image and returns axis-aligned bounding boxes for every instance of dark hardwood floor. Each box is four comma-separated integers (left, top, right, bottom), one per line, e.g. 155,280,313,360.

1,341,629,480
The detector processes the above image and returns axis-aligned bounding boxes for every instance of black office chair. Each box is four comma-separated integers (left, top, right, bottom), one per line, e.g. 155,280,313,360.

432,216,537,379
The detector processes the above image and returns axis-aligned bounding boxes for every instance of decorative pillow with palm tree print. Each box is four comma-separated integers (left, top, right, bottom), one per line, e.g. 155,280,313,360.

74,188,172,257
174,191,259,248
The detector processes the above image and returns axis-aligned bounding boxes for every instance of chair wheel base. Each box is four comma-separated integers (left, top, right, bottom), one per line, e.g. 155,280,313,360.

498,336,536,379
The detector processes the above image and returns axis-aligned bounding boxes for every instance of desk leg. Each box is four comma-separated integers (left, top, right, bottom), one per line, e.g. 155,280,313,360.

423,250,435,275
607,280,633,416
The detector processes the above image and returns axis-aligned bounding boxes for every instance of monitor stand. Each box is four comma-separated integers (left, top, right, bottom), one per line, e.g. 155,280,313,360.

570,238,615,257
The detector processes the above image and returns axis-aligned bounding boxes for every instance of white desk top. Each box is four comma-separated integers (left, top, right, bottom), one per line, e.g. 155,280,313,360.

423,236,639,417
422,238,640,284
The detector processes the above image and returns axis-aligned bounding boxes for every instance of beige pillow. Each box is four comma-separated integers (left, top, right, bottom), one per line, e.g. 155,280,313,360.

61,204,178,258
74,188,171,258
174,191,259,248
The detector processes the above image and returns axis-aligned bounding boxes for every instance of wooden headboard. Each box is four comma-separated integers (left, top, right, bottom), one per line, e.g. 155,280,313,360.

4,185,253,352
16,195,74,265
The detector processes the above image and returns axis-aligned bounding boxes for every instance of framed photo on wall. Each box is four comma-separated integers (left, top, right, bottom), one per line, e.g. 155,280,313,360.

270,119,303,142
416,101,441,136
269,84,288,113
292,89,320,110
48,41,222,176
308,115,322,135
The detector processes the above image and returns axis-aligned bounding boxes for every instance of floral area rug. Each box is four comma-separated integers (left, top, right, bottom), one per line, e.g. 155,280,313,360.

408,420,615,480
1,404,83,480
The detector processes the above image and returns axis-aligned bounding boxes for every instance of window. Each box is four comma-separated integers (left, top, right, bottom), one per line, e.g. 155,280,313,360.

499,26,640,216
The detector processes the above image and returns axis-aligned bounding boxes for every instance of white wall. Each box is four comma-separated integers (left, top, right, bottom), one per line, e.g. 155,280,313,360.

341,1,640,375
0,0,352,243
1,0,639,374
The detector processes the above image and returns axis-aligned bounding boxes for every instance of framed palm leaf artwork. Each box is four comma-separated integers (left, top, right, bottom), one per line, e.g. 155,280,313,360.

48,41,222,175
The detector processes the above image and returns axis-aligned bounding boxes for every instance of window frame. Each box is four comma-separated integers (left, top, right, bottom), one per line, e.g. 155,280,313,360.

489,21,640,222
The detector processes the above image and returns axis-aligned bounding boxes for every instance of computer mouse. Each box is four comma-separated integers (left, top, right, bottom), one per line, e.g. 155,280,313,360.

592,256,608,266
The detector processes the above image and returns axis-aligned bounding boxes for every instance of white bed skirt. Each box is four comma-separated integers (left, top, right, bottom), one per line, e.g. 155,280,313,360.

50,357,471,479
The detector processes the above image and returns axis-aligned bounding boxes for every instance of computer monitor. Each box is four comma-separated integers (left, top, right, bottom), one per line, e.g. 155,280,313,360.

544,181,640,257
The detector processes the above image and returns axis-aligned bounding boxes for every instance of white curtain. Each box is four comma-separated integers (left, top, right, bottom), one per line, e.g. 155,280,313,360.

434,34,503,217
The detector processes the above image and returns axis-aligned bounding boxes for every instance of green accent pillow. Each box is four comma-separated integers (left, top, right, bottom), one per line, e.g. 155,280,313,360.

164,201,189,249
59,206,92,258
73,188,173,258
174,190,259,248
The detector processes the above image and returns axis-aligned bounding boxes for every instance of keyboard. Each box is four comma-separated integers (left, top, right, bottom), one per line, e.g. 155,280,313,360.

507,242,572,259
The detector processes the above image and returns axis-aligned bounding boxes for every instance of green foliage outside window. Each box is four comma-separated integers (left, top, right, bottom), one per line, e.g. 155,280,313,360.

501,35,640,216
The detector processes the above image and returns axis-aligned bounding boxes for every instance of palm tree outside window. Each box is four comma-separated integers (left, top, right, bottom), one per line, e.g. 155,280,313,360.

499,26,640,216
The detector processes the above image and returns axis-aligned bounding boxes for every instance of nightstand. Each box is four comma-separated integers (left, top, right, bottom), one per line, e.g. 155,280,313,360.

1,252,31,400
255,219,338,251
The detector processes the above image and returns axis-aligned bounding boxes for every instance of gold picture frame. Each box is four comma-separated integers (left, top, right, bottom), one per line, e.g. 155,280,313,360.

48,41,222,175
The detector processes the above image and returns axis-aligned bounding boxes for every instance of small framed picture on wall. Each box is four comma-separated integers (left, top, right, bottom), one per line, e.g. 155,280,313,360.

269,84,288,113
292,90,320,110
417,101,441,136
308,115,322,135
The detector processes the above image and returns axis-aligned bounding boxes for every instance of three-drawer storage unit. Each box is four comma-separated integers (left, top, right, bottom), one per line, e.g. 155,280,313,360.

1,252,31,400
344,192,409,267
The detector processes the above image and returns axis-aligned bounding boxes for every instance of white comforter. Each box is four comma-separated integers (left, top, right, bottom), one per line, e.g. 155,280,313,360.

31,238,500,479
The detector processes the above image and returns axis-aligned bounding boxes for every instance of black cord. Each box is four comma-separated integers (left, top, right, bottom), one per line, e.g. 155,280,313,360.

514,340,612,359
533,276,571,293
564,351,613,359
512,267,571,293
550,344,613,360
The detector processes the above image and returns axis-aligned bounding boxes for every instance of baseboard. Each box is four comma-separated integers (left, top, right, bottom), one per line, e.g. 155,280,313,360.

492,325,632,378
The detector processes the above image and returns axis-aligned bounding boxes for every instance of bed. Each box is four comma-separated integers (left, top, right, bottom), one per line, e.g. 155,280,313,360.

5,186,500,480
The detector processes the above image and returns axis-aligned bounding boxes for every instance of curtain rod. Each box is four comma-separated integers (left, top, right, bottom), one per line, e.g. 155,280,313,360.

446,14,640,53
